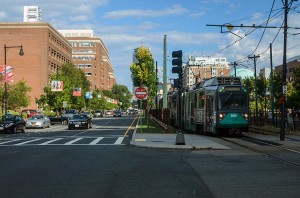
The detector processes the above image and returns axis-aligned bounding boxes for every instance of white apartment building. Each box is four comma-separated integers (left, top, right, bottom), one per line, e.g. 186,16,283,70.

24,6,42,22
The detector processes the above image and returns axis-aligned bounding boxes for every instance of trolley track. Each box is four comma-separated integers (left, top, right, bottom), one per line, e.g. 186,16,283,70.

220,135,300,169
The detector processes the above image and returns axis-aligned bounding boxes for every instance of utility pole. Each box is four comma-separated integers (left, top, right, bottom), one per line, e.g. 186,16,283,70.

163,35,167,108
248,55,260,126
229,62,237,77
280,0,288,141
270,43,275,126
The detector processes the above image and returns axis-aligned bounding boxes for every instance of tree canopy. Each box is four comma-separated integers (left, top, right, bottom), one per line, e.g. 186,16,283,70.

130,47,157,107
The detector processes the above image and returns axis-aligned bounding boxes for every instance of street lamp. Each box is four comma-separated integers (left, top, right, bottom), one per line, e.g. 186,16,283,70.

3,44,24,114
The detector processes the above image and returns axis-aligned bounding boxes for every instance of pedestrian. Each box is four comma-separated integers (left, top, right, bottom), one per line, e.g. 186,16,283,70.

27,110,30,118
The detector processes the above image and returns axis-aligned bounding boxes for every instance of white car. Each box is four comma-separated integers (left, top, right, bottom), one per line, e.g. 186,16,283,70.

26,114,51,129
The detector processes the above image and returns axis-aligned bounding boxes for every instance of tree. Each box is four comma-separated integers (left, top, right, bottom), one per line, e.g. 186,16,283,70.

130,47,157,107
88,89,107,110
36,63,91,112
271,71,283,109
286,66,300,110
7,80,31,111
111,84,131,109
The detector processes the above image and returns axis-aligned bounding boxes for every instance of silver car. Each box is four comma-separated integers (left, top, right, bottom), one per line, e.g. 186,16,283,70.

26,114,51,129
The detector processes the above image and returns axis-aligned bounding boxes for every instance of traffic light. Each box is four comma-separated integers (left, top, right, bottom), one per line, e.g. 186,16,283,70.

172,50,182,74
174,78,179,88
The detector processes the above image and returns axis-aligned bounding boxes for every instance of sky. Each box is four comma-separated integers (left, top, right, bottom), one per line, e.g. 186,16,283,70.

1,0,300,92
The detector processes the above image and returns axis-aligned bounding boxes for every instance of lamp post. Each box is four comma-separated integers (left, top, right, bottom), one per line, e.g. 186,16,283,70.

3,44,24,115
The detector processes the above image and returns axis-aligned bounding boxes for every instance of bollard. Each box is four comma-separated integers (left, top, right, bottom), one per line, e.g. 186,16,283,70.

175,130,185,145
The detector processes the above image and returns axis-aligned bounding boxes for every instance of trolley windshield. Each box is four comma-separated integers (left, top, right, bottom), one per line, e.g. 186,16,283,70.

219,93,248,109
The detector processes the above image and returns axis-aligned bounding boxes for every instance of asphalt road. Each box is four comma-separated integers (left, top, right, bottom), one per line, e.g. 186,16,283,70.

0,115,299,198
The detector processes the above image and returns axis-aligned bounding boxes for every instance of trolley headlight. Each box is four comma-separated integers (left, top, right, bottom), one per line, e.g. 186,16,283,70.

242,113,248,120
219,113,226,120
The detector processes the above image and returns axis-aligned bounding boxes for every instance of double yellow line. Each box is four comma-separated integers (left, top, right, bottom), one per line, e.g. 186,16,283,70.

124,116,138,136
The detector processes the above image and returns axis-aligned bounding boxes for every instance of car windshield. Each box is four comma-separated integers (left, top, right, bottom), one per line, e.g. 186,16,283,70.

2,115,14,122
72,114,87,119
31,115,44,119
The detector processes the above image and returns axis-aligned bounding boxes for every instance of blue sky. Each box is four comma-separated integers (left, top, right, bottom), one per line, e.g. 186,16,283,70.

1,0,300,92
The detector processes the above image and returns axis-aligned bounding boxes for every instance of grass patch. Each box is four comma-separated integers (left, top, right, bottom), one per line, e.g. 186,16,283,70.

136,116,176,134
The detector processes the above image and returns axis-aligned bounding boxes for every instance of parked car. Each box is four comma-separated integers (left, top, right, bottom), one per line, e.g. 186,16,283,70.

113,110,122,117
128,109,136,115
21,109,37,118
93,110,103,117
105,110,113,115
68,114,92,130
1,115,26,133
120,109,127,115
81,112,93,118
26,114,51,129
49,114,70,125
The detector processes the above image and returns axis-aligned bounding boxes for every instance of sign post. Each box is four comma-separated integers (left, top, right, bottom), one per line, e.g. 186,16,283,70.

134,86,148,133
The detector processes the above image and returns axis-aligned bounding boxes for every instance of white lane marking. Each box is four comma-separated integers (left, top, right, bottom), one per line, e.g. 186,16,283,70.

39,138,63,145
64,138,83,145
114,137,124,145
72,131,89,136
89,137,104,145
101,121,111,126
0,139,22,145
15,139,42,145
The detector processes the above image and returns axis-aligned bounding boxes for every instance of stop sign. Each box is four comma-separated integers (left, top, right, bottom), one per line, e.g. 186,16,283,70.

135,86,148,100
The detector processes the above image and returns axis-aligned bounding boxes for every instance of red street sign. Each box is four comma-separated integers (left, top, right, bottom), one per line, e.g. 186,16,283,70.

135,86,148,100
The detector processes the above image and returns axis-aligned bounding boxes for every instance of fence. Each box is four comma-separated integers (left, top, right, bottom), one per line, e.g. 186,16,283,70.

249,109,300,130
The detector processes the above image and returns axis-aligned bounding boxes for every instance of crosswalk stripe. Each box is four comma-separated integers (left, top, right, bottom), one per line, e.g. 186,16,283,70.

114,137,124,145
39,138,63,145
15,139,42,145
89,137,104,145
64,138,83,145
0,139,22,145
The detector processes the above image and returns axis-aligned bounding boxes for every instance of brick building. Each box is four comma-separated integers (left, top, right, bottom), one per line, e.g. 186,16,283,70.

58,30,116,91
183,55,230,89
0,22,72,109
275,55,300,83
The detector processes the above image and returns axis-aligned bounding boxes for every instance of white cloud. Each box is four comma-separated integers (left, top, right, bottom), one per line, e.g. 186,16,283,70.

0,11,7,19
103,4,187,19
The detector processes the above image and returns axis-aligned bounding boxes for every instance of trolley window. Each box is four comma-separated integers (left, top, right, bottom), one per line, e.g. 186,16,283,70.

197,93,204,108
219,93,247,109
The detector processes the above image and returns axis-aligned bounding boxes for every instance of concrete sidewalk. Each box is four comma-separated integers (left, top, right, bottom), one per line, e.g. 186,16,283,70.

130,129,230,150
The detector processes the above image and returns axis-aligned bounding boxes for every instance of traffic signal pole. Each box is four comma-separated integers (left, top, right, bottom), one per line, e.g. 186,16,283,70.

172,50,185,145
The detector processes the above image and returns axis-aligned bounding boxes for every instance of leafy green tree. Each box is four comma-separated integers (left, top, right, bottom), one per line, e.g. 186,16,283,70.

88,89,107,110
271,71,283,109
256,74,268,110
286,66,300,109
111,84,131,109
36,63,91,112
7,80,31,111
130,47,157,107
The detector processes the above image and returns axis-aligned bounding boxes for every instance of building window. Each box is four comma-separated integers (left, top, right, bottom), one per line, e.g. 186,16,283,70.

78,64,84,68
85,72,92,76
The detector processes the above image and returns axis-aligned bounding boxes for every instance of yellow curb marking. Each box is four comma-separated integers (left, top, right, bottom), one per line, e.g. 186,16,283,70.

135,139,146,142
